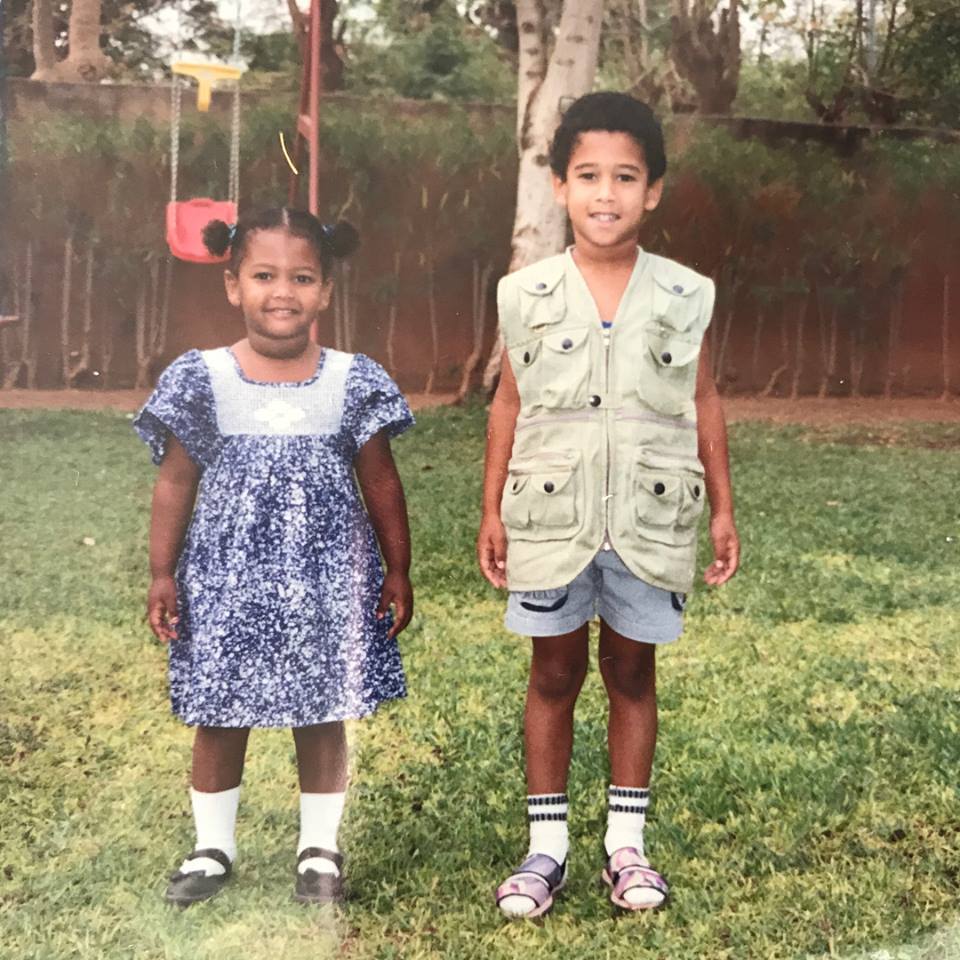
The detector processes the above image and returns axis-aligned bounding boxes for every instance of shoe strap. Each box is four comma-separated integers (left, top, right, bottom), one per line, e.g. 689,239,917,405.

297,846,344,870
186,848,233,875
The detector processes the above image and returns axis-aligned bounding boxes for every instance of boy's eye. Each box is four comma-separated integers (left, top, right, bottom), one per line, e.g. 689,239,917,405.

578,172,597,181
617,173,638,182
295,274,316,284
253,271,272,281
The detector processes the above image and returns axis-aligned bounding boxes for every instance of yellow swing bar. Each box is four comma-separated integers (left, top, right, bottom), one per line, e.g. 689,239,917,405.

171,61,244,112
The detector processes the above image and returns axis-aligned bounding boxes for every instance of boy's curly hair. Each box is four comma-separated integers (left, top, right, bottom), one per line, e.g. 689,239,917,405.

549,92,667,184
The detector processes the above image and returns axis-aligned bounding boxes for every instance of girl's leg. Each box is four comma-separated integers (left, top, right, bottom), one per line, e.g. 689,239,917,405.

598,621,664,908
498,626,589,918
174,726,250,885
292,722,348,882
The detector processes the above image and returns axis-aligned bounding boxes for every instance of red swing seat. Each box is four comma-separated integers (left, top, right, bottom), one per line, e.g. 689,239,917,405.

166,199,238,263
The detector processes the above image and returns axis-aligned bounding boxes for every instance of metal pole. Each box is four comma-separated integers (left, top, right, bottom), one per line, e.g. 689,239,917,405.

308,0,321,215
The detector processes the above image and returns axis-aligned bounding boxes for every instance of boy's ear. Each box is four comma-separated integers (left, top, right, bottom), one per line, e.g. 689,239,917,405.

224,270,241,308
552,171,568,208
645,177,664,212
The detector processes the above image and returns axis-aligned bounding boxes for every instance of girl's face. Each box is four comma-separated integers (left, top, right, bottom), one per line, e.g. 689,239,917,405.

224,228,333,348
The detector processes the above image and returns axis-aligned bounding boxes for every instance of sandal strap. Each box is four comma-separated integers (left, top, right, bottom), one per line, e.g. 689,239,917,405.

187,848,232,872
607,847,668,898
297,846,344,870
495,853,565,907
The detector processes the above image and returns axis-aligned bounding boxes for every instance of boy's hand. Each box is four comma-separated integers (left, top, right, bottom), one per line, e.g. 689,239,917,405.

477,514,508,589
704,514,740,586
147,575,179,642
378,569,413,639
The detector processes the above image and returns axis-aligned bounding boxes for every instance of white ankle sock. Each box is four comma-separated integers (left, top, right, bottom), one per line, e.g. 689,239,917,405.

604,784,648,856
499,793,569,918
179,785,240,876
297,791,346,876
605,785,663,908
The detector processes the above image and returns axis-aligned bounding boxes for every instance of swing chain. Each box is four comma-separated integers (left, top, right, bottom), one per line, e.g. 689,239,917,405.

170,76,182,205
229,82,241,207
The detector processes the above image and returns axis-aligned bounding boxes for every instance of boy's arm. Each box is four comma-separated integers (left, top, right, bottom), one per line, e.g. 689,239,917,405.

355,431,413,639
477,350,520,589
147,435,200,642
694,342,740,585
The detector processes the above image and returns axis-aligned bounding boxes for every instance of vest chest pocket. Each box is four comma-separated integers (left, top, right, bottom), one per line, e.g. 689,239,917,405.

501,453,583,542
519,273,566,330
652,273,702,333
633,466,705,545
540,327,591,408
637,329,701,415
508,339,542,400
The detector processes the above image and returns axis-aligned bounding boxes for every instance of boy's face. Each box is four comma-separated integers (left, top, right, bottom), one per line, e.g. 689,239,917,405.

553,130,663,255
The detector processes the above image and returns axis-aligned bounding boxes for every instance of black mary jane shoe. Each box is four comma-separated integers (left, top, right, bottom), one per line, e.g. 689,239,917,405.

293,846,345,904
164,848,233,907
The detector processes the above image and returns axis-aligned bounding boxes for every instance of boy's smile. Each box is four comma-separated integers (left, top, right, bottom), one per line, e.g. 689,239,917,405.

553,130,663,260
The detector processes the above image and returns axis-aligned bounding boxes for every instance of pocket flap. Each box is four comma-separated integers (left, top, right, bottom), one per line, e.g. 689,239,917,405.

636,473,681,501
652,272,702,299
646,330,701,369
518,265,565,297
543,327,589,354
527,466,576,497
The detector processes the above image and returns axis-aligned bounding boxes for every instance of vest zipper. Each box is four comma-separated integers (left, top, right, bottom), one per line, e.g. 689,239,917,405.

602,326,612,550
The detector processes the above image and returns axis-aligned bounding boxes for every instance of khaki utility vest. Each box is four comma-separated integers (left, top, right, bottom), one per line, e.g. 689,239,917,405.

498,248,715,594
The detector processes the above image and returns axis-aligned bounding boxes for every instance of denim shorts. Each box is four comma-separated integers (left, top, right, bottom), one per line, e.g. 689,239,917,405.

504,547,685,644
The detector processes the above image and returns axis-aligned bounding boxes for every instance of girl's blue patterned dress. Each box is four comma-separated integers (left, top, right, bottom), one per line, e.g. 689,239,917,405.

134,347,414,728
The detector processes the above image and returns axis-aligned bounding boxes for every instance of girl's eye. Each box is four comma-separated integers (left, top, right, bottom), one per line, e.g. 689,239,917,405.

295,274,316,284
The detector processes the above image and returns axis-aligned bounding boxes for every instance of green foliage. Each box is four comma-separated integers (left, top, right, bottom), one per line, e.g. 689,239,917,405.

2,407,960,958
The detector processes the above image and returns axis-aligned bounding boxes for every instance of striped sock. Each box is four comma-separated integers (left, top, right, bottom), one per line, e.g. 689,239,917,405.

527,793,569,866
604,784,649,857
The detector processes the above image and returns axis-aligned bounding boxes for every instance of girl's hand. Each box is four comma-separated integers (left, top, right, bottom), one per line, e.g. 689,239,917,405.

704,514,740,586
477,513,508,589
147,575,180,642
378,569,413,639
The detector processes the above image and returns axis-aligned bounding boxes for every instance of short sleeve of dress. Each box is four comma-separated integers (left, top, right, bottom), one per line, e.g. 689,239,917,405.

342,354,415,454
132,350,220,469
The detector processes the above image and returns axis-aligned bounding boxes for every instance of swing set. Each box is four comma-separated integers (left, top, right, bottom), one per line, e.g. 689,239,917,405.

166,0,325,263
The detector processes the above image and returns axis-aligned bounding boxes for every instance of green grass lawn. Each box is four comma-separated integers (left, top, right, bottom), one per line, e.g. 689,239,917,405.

1,405,958,960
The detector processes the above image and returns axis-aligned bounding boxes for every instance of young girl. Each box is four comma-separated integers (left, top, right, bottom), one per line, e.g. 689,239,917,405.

134,207,414,907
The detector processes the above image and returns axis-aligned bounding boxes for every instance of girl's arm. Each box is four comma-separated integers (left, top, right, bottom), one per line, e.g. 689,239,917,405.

354,432,413,639
694,341,740,585
477,350,520,588
147,435,201,642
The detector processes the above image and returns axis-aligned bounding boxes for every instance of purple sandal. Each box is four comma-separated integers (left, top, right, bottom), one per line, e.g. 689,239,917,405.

602,847,669,911
495,853,566,919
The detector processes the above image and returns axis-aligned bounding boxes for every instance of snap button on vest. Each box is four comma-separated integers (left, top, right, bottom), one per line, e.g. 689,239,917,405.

544,481,555,493
589,395,601,407
661,351,673,364
654,482,666,495
536,282,547,290
673,284,684,294
562,338,573,350
523,351,531,364
693,485,701,497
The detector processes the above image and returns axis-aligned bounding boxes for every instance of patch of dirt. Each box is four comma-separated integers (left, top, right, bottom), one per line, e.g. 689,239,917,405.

0,389,458,413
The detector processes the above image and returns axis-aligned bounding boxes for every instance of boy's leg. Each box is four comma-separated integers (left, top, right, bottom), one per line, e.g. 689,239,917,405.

498,625,589,917
598,622,665,908
292,722,348,887
166,726,249,903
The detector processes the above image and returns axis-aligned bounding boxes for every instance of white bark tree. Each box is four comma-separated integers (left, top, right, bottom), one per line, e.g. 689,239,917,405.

30,0,58,80
483,0,604,390
30,0,111,82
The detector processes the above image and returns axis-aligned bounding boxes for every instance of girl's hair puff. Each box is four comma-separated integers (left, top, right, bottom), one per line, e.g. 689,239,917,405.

202,207,360,277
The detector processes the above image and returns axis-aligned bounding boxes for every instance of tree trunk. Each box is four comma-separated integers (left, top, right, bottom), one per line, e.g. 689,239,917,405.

670,0,741,114
457,260,494,403
483,0,604,392
424,254,438,394
941,273,952,402
57,0,110,81
884,279,902,399
790,298,805,400
849,323,864,398
60,232,75,387
386,251,401,377
760,312,790,398
31,0,58,80
751,308,765,390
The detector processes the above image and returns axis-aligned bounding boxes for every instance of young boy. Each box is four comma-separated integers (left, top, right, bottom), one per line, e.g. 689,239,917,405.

477,92,740,919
